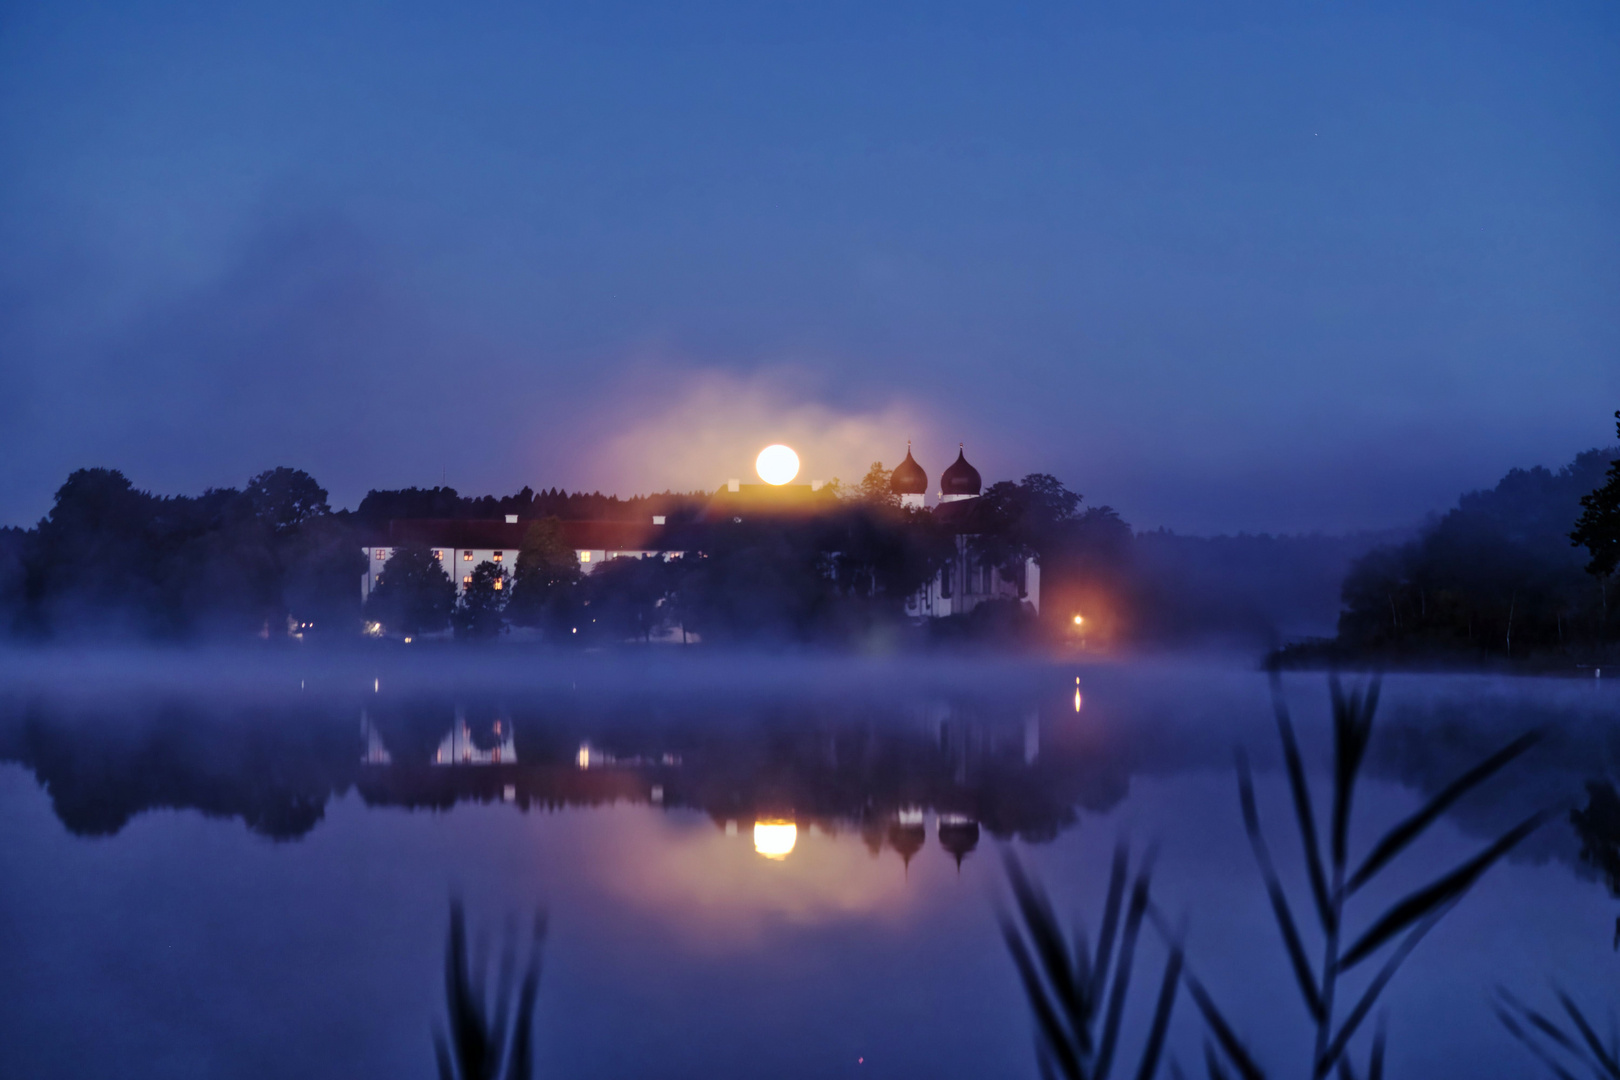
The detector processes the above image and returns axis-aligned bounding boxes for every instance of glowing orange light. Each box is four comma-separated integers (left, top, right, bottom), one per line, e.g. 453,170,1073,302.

753,820,798,859
1072,614,1084,626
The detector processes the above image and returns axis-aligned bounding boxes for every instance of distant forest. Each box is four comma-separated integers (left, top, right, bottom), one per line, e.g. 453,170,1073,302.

3,426,1616,661
1276,428,1620,668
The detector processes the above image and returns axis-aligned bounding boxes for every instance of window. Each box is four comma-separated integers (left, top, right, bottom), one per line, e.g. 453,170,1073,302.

375,549,387,561
432,549,443,560
493,579,503,590
463,551,473,561
463,575,472,586
493,551,503,562
578,551,591,563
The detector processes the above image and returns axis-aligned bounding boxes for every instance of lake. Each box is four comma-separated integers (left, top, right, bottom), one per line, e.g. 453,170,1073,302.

2,650,1615,1079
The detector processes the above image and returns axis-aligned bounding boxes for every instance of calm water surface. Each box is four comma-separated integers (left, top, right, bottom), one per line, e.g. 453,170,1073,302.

1,652,1616,1078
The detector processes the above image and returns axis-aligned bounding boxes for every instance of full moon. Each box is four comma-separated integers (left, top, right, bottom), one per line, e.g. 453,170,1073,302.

755,444,800,486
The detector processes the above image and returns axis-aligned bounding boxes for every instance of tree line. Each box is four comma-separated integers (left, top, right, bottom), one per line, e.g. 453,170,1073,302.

0,464,1103,645
1277,412,1620,666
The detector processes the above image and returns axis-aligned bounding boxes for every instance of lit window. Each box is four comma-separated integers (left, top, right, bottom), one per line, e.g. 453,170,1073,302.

493,551,503,562
375,550,387,561
493,579,503,590
433,550,443,560
463,575,472,586
463,551,473,561
578,551,591,563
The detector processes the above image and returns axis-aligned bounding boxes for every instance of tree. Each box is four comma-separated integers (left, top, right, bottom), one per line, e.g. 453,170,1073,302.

581,556,671,642
969,473,1083,575
507,518,580,629
1572,410,1620,579
452,561,508,639
246,467,331,532
366,544,455,636
280,516,366,634
854,462,899,508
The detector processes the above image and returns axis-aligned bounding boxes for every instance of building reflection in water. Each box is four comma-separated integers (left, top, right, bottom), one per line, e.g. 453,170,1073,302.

0,678,1138,864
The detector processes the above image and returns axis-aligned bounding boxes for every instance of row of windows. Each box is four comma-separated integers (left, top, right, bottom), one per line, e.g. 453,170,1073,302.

374,548,631,568
373,549,502,563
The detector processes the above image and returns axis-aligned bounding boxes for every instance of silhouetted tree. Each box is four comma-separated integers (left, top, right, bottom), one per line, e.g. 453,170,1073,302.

854,461,899,508
581,556,672,642
452,561,508,639
969,473,1083,579
279,516,366,633
246,467,331,532
1571,412,1620,643
506,518,580,632
367,544,455,636
1336,446,1619,660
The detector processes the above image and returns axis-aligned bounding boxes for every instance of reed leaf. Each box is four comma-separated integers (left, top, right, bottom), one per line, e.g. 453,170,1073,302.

1347,732,1540,894
1091,845,1131,1007
1558,992,1620,1079
1006,854,1088,1045
1366,1017,1385,1080
1205,1042,1233,1080
1235,750,1323,1021
1180,967,1269,1080
1503,990,1589,1059
1496,989,1618,1080
1003,925,1085,1079
1317,905,1451,1078
1096,861,1154,1079
1339,812,1548,971
1133,944,1184,1080
1002,849,1186,1080
1495,1003,1583,1080
1329,675,1377,874
1269,674,1334,933
438,899,547,1080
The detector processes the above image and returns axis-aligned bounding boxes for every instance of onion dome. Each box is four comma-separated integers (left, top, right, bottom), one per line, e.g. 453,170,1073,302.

889,444,928,496
939,445,982,498
937,815,981,870
888,818,926,869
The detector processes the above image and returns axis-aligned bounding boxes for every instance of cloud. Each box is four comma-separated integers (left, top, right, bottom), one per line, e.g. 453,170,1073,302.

581,366,929,494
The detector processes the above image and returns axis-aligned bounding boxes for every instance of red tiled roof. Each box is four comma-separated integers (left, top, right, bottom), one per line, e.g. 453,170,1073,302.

380,519,676,551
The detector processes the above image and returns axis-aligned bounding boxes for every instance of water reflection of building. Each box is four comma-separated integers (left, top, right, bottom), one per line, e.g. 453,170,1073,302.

6,687,1123,857
432,713,517,766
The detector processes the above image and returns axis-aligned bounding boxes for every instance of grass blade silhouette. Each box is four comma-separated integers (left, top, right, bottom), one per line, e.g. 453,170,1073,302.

1559,991,1620,1079
1091,845,1130,1006
1347,732,1540,894
1001,848,1186,1080
1132,940,1184,1080
437,898,547,1080
1317,905,1451,1077
1235,750,1323,1021
1328,675,1377,875
1096,860,1154,1079
1339,812,1549,970
1179,966,1268,1080
1270,674,1334,934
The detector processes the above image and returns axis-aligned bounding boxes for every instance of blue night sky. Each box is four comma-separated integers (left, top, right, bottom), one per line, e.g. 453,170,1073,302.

1,0,1616,533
